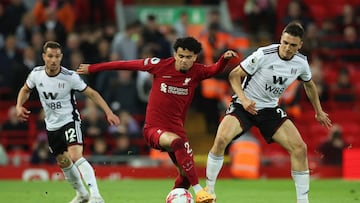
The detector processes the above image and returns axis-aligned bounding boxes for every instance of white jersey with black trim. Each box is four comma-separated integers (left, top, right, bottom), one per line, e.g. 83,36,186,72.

26,66,87,131
236,44,312,110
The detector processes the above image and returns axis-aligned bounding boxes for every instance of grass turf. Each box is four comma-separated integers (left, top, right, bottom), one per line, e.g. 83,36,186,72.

0,179,359,202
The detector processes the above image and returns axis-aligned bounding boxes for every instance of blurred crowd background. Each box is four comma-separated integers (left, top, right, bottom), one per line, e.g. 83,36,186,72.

0,0,359,169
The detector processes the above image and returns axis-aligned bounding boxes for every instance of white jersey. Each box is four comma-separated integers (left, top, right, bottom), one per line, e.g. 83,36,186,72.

236,44,312,110
26,66,87,131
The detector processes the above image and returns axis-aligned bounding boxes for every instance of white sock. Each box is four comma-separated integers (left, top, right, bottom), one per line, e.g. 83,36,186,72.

192,184,202,194
75,157,101,197
62,163,88,196
206,152,224,193
291,170,310,203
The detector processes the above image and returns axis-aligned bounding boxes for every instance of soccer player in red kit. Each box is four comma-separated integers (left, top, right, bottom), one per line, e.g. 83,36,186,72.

77,37,237,203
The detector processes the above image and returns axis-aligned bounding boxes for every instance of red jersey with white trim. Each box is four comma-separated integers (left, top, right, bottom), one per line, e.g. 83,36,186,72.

89,56,228,137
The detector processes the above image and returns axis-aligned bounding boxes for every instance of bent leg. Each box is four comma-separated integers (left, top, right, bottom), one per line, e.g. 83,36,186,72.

57,152,88,197
69,145,102,198
273,120,309,203
207,115,243,193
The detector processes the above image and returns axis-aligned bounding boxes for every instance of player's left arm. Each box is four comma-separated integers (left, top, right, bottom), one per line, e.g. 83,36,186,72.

303,80,332,128
204,50,239,77
82,87,120,126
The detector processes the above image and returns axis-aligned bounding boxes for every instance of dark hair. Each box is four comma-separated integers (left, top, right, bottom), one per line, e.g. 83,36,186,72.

283,21,304,40
43,41,62,53
173,37,202,54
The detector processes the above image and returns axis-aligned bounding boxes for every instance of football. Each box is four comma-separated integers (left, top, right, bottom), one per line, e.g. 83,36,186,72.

165,188,194,203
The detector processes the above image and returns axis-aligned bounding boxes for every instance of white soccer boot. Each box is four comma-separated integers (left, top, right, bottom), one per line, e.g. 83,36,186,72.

88,196,105,203
69,193,89,203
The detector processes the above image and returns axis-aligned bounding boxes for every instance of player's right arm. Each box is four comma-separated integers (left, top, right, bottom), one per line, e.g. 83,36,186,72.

77,59,147,74
16,84,32,122
228,66,257,115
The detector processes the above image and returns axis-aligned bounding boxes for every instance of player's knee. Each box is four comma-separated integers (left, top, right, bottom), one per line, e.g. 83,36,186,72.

292,141,307,157
214,134,231,151
56,154,72,168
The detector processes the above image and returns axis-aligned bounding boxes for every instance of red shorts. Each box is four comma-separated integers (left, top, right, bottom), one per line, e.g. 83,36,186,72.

143,124,188,150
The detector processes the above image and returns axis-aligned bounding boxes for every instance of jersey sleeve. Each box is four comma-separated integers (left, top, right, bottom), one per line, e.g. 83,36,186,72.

25,70,36,89
198,55,229,79
89,58,154,73
240,48,263,75
71,72,87,91
299,61,312,82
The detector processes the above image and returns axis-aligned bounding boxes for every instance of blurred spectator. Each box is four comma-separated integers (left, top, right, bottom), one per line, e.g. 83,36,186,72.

39,6,67,44
301,22,321,57
112,132,139,164
11,46,36,98
141,14,171,58
338,26,360,49
109,110,141,138
81,98,108,138
111,20,142,61
62,32,81,68
0,143,8,165
317,124,349,166
30,136,56,165
199,22,231,64
310,59,329,102
33,0,75,33
282,0,313,30
332,67,355,102
333,4,360,34
244,0,276,40
201,9,228,35
2,0,27,35
90,136,109,156
104,70,140,114
30,31,45,65
2,105,29,131
174,10,189,38
15,11,39,49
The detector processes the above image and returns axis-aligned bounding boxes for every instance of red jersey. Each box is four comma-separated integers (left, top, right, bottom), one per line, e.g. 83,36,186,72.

89,56,229,137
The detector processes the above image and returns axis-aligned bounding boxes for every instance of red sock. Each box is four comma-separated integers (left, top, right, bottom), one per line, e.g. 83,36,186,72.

173,175,190,189
170,138,199,186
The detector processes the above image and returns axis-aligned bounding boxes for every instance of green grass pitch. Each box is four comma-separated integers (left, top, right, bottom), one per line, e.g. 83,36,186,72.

0,179,359,202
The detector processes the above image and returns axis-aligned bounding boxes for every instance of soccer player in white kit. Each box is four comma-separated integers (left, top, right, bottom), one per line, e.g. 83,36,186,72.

205,22,332,203
16,41,120,203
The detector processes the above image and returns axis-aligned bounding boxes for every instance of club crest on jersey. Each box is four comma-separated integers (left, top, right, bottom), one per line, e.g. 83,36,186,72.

291,68,297,75
183,78,191,86
58,83,65,88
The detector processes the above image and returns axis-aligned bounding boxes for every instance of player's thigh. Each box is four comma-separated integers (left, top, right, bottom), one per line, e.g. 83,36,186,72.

272,120,305,152
215,115,243,143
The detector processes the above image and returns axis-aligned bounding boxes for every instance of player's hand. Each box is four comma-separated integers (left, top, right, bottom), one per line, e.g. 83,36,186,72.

107,113,120,126
223,50,239,59
315,111,332,128
77,64,90,74
16,106,30,122
242,98,257,115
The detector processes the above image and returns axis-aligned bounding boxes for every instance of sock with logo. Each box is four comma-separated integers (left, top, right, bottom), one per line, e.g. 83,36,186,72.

291,170,310,203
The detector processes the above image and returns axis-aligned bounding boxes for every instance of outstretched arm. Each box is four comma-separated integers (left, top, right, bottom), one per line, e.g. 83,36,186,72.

77,59,146,74
82,86,120,126
228,66,257,115
303,80,332,128
16,84,32,122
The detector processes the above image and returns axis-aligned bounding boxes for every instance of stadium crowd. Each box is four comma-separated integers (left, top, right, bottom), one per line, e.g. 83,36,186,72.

0,0,360,168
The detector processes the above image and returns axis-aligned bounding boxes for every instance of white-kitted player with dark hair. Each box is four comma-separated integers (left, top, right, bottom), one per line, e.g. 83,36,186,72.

16,41,120,203
205,22,332,203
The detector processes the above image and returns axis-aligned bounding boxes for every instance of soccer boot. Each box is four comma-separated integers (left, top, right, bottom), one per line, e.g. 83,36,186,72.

195,189,214,203
88,196,105,203
204,187,216,203
69,193,89,203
